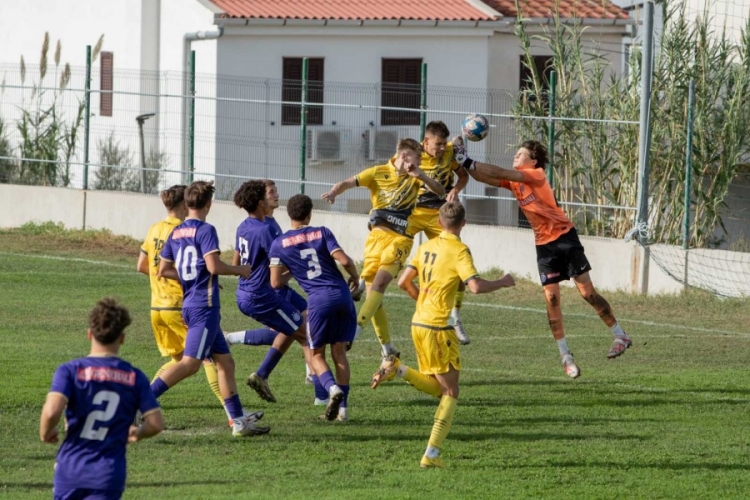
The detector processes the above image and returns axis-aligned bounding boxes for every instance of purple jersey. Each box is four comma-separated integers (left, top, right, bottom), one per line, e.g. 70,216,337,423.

49,356,159,493
235,217,276,299
269,226,350,304
161,218,221,308
265,216,283,238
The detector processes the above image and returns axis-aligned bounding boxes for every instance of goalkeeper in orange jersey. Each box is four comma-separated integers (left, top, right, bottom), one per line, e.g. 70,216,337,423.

453,138,632,378
371,201,514,468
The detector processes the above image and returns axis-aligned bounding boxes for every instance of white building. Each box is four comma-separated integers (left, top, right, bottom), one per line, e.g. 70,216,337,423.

0,0,631,225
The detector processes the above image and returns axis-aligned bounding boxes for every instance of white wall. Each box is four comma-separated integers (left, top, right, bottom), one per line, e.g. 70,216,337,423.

212,27,493,202
1,184,691,295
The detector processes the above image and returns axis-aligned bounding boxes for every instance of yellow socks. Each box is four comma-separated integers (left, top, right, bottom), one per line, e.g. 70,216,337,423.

152,359,177,383
427,395,457,451
403,367,442,398
371,304,391,345
203,362,224,405
358,290,384,329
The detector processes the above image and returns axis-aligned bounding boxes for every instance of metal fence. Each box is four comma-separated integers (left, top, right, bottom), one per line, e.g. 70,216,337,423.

0,60,643,235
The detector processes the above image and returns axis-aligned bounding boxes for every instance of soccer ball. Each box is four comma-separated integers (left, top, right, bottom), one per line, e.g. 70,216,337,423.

461,114,489,142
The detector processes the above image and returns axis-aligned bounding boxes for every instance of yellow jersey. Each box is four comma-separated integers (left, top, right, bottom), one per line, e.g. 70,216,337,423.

141,216,183,310
355,161,422,236
407,231,479,327
416,142,460,209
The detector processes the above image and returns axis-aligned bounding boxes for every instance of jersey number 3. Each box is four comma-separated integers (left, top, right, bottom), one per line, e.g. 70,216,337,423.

301,249,322,279
80,390,121,441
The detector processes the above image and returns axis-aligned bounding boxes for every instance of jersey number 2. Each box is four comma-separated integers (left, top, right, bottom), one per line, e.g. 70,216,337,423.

301,249,322,279
80,390,121,441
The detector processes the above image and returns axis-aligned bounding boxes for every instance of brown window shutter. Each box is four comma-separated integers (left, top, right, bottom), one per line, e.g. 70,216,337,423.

381,58,422,126
282,57,324,125
100,52,113,117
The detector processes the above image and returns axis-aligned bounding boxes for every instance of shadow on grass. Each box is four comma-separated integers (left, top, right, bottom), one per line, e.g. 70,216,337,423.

0,479,244,491
519,460,750,472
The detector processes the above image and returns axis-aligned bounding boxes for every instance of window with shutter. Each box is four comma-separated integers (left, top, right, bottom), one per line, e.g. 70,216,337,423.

282,58,324,125
381,58,422,126
100,52,113,117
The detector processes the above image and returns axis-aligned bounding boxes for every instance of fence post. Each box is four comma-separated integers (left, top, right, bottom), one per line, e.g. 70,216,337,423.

546,70,556,186
635,1,655,294
419,62,427,141
299,57,308,194
682,78,696,291
188,50,196,184
83,45,92,190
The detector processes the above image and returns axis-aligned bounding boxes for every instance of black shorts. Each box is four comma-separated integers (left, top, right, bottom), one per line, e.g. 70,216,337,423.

536,228,592,285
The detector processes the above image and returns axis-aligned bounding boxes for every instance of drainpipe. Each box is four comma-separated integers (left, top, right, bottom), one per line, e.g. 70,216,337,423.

181,27,223,182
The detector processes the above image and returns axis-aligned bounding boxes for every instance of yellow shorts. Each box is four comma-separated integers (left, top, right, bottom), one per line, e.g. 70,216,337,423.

407,206,442,240
411,324,461,375
361,228,414,283
150,309,187,357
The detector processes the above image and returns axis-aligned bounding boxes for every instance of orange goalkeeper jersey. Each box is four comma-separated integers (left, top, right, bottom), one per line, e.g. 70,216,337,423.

499,167,574,245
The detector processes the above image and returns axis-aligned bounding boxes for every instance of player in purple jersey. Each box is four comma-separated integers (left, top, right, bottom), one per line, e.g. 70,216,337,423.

269,194,362,421
155,180,269,437
40,298,164,500
226,180,314,404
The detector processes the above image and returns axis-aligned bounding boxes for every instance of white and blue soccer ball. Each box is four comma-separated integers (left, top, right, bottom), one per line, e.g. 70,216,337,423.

461,113,489,142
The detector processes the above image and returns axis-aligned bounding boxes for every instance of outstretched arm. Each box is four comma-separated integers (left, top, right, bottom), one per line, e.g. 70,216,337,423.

469,162,524,185
205,252,251,279
465,273,516,294
322,177,357,204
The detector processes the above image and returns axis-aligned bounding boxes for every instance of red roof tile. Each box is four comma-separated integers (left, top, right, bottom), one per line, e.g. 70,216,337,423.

210,0,628,21
210,0,497,21
483,0,629,20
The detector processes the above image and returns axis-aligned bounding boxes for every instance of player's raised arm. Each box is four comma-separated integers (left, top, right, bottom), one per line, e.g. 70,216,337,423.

205,251,251,279
321,176,357,204
451,136,524,186
466,273,515,294
407,164,446,196
39,392,67,443
446,162,469,203
397,265,420,301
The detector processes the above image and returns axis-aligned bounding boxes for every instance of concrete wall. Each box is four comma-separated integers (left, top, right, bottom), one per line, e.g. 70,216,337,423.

1,184,691,295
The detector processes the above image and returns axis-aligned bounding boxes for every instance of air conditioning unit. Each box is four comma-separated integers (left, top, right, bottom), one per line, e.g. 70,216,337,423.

306,127,347,162
365,127,401,161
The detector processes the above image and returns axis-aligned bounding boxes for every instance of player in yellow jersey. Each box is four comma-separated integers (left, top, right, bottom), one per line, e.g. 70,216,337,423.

371,201,515,468
407,121,472,344
137,185,255,425
322,138,445,359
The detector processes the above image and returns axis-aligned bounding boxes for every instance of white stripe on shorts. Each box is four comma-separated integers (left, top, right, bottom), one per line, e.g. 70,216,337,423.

277,309,299,331
197,327,208,359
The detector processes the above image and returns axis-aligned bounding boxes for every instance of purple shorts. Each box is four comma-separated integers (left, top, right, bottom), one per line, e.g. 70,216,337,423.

306,299,357,349
237,294,303,336
278,286,308,313
182,307,230,360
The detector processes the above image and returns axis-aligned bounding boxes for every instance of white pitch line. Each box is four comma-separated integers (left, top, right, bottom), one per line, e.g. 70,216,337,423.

2,251,745,338
384,293,749,337
0,251,131,268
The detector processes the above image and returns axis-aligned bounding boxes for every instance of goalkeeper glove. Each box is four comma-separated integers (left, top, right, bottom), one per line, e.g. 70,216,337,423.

452,138,476,171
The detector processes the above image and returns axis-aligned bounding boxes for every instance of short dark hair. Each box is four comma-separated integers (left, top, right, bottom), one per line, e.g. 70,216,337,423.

233,180,267,213
263,179,276,188
425,121,450,139
521,140,548,170
439,201,465,229
160,185,186,211
88,298,131,345
185,181,215,210
397,138,422,154
287,194,313,222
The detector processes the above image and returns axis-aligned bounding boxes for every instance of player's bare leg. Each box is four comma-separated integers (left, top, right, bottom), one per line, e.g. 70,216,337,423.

451,281,470,345
544,283,580,379
214,353,269,436
573,272,632,358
